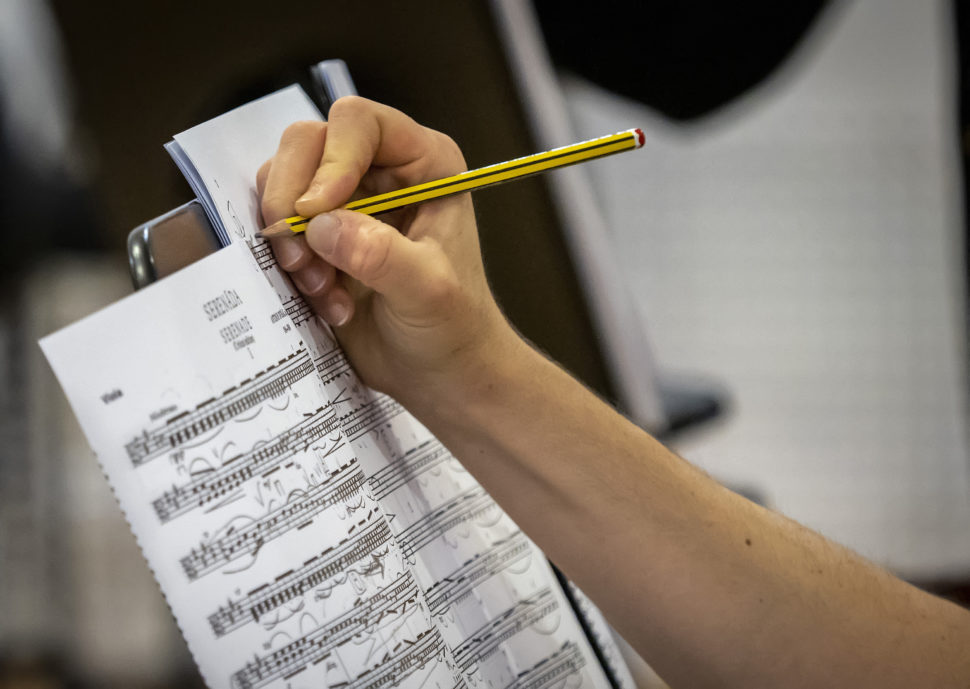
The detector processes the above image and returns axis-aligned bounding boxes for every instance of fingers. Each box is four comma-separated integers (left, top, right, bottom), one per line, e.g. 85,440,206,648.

256,159,271,202
301,278,355,327
289,260,335,297
261,119,328,268
294,96,466,218
259,120,335,304
304,210,457,322
290,260,354,327
259,100,466,330
261,120,327,224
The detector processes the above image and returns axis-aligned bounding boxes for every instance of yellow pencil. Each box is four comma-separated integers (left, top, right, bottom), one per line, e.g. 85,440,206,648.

258,128,644,239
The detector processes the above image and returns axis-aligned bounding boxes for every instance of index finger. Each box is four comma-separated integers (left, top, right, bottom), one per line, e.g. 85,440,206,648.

294,96,465,218
262,120,327,225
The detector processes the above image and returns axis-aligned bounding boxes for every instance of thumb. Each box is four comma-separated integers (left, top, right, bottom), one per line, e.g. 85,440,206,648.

304,210,453,315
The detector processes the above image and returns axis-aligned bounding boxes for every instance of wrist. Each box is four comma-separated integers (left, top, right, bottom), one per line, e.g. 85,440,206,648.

402,310,535,430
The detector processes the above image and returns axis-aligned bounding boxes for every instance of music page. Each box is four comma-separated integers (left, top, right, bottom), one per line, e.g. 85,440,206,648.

168,86,628,689
40,243,458,689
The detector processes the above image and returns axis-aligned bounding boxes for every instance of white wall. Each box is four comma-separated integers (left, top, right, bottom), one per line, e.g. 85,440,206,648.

564,0,970,580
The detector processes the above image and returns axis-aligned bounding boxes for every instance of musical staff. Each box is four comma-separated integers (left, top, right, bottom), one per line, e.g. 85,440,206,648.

396,488,497,561
125,349,314,466
452,588,558,672
151,406,340,522
282,294,314,328
368,439,451,502
251,237,276,272
424,533,532,616
342,394,406,441
229,574,421,689
207,516,392,636
315,348,354,385
180,461,364,580
502,642,585,689
344,628,447,689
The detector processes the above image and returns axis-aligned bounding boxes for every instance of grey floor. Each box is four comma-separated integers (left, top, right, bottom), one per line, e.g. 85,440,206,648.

563,0,970,580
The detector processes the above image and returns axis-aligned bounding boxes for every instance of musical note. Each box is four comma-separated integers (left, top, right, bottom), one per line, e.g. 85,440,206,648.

180,461,364,580
229,574,425,689
367,439,451,502
315,347,354,385
500,642,585,689
125,349,315,466
208,516,392,636
251,237,276,272
152,405,341,522
341,394,406,442
452,588,559,672
282,294,315,329
395,488,497,562
424,533,532,617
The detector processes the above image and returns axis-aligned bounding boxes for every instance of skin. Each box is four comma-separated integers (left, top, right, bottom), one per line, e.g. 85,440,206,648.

257,96,970,688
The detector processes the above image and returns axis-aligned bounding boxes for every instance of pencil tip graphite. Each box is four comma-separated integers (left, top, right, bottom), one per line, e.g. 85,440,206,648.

255,219,295,240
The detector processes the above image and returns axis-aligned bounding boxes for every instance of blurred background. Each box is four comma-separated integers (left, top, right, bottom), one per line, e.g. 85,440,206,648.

2,1,969,688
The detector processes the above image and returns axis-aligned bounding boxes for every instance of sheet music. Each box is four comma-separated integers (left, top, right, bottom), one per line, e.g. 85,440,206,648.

41,86,633,689
41,243,457,689
168,84,626,689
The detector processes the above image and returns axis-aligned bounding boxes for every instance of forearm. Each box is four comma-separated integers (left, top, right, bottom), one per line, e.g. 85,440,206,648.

263,97,970,687
407,333,970,689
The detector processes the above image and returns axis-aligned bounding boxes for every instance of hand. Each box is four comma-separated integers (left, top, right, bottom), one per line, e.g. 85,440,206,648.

257,97,517,408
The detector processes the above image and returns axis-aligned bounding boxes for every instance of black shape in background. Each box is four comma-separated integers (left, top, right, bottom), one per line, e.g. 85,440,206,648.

534,0,829,121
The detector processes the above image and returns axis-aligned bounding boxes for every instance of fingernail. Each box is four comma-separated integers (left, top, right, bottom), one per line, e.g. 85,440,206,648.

306,212,342,256
293,263,332,295
274,236,305,269
297,183,322,205
324,299,350,327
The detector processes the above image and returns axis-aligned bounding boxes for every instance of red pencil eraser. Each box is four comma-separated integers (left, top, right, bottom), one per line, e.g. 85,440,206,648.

634,128,645,148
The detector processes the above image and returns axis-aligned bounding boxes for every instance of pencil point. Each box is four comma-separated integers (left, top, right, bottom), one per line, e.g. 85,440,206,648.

256,219,295,240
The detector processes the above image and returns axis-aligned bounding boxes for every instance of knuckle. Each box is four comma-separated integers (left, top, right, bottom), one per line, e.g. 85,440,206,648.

347,222,394,284
433,132,466,172
329,95,370,120
421,260,460,311
280,120,324,145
